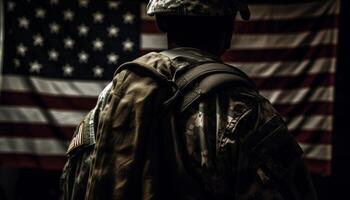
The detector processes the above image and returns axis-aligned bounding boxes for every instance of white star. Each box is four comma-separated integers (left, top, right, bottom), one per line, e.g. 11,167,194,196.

7,1,16,11
78,51,89,63
30,61,42,73
33,34,44,46
122,39,134,52
78,24,89,36
63,64,74,77
50,0,59,5
79,0,89,7
63,9,74,21
35,8,46,18
17,44,27,56
13,58,20,68
18,17,30,29
49,22,60,33
107,25,119,37
48,49,59,61
93,65,104,78
107,52,119,64
93,11,104,23
92,38,104,51
123,12,135,24
108,1,121,10
63,37,75,49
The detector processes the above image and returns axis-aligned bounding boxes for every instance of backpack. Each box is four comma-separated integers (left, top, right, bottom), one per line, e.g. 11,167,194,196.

61,49,257,200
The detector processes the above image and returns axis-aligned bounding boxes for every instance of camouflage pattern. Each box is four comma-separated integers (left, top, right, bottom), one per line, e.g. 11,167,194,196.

147,0,251,20
182,90,315,199
61,48,317,200
61,82,113,200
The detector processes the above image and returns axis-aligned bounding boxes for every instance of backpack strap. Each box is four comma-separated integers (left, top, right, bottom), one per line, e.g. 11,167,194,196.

115,52,257,114
164,62,257,113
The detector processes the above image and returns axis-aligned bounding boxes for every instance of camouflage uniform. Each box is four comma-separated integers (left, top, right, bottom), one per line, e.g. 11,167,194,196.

147,0,251,20
61,1,317,199
61,48,317,200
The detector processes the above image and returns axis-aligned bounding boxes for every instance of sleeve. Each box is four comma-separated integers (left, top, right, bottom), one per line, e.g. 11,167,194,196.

85,70,168,200
236,98,318,200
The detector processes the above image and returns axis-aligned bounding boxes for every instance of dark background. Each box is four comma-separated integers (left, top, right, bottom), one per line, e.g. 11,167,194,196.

332,0,350,198
0,0,349,199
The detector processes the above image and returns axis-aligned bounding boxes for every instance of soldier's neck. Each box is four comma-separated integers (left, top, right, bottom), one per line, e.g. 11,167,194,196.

167,41,223,56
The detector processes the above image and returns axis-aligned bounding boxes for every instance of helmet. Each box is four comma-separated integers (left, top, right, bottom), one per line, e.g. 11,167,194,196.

147,0,250,20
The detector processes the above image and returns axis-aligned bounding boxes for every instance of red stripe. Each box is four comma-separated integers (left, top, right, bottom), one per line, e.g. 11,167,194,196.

0,153,331,174
142,20,160,34
221,44,337,62
142,14,338,34
0,156,331,175
252,73,334,90
274,102,333,117
249,0,330,3
304,158,331,176
0,123,75,139
0,152,332,174
292,130,332,144
0,154,67,170
0,91,97,110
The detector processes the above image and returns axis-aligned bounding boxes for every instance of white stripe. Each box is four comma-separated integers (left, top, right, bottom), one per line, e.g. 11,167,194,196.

230,29,338,49
260,86,333,104
227,58,336,78
0,106,88,126
287,115,332,131
141,1,339,21
242,0,339,21
0,137,68,155
0,106,332,132
141,29,337,50
1,75,108,97
141,34,167,50
300,143,331,160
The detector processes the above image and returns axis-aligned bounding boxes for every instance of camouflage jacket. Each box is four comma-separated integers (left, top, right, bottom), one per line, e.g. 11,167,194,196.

61,48,317,200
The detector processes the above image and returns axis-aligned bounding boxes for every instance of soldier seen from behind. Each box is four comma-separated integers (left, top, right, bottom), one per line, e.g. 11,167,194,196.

61,0,317,199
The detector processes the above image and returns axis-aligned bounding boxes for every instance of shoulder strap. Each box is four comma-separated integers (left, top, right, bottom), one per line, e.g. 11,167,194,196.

114,52,257,114
164,62,257,113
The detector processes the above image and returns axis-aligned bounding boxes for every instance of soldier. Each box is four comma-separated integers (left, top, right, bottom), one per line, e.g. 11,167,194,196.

61,0,317,199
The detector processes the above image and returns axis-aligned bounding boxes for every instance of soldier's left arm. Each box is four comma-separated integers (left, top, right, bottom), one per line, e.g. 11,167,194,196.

85,69,169,200
252,99,318,200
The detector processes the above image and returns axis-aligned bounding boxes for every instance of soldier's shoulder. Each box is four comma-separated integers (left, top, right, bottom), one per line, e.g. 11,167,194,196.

218,88,286,137
133,52,171,67
115,52,175,82
228,88,281,124
220,87,264,112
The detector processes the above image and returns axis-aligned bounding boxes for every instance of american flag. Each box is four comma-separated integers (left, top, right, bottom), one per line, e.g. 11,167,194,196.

0,0,339,176
0,0,140,169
